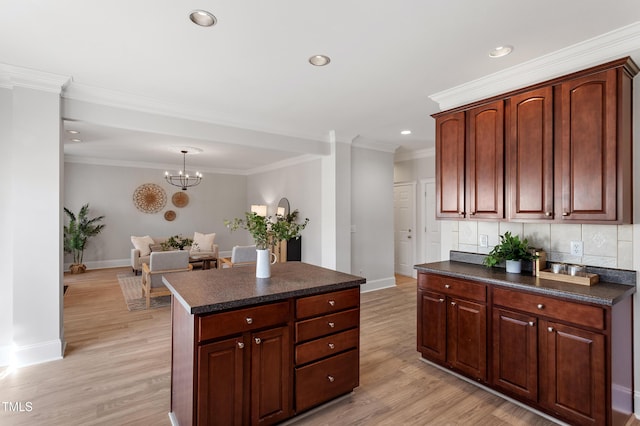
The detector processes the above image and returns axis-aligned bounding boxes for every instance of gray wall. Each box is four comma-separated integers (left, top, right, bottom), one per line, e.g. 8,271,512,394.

63,162,248,267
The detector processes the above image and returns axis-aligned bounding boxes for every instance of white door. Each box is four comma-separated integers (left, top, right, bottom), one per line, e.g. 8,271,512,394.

394,183,416,276
422,180,441,263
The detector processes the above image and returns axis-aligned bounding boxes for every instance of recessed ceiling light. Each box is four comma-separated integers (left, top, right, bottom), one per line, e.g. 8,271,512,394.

70,138,81,143
309,55,331,66
489,45,513,58
401,130,412,135
67,130,79,134
189,10,217,27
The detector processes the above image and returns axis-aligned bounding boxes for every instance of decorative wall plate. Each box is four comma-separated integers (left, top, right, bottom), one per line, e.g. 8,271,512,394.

133,183,167,213
164,210,176,221
172,191,189,208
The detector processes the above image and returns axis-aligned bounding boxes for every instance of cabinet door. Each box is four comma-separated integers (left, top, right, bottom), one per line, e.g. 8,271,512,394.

435,111,466,219
447,298,487,381
250,326,291,425
507,87,554,220
492,308,538,401
556,69,617,221
417,289,447,363
540,321,605,425
198,336,245,426
466,100,504,219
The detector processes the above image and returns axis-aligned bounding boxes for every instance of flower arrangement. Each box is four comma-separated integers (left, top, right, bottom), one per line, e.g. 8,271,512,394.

161,234,194,251
225,209,309,251
483,231,536,267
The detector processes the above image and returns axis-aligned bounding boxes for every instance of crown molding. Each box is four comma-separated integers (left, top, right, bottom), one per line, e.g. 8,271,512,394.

429,22,640,111
0,63,71,93
352,136,399,153
246,154,322,175
394,147,435,163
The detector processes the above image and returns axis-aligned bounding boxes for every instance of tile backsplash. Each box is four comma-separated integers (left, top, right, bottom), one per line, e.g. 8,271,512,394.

451,221,633,270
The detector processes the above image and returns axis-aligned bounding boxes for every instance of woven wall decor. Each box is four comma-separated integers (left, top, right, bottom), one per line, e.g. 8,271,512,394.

133,183,167,213
172,191,189,208
164,210,176,221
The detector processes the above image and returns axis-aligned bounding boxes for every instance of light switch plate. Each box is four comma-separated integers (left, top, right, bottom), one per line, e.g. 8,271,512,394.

479,234,488,248
570,240,584,256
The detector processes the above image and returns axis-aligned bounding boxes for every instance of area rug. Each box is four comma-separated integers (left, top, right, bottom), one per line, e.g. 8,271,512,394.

117,273,171,311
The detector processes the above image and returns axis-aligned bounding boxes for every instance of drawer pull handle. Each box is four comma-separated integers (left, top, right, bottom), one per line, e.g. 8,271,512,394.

327,375,335,383
246,317,253,324
528,321,535,327
547,327,554,333
537,304,544,310
438,298,445,303
328,322,335,328
328,343,335,349
237,342,244,349
328,300,336,306
254,337,261,345
444,284,451,289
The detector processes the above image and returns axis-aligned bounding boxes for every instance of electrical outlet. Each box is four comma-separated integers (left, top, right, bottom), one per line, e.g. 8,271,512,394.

479,234,488,247
570,240,584,256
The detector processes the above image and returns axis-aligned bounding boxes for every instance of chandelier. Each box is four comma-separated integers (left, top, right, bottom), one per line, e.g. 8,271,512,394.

164,150,202,190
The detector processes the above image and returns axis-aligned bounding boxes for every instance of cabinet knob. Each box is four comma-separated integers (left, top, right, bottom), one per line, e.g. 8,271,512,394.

444,284,451,289
237,342,244,349
562,212,570,217
327,375,335,383
328,343,335,349
450,301,456,306
328,300,336,307
245,317,253,324
528,321,535,327
438,298,445,303
458,211,465,216
537,304,544,310
470,211,476,216
328,322,335,328
547,327,554,333
254,337,261,344
544,211,552,217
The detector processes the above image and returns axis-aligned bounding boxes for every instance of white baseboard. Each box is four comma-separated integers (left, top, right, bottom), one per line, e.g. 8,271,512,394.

612,383,633,414
13,339,63,367
634,390,640,419
64,258,130,271
360,276,396,293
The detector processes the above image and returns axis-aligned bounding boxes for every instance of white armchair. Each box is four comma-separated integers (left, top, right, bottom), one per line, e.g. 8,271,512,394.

220,245,257,268
142,251,192,309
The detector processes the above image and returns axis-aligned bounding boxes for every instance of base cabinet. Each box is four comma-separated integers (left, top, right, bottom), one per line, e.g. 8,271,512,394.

418,271,633,426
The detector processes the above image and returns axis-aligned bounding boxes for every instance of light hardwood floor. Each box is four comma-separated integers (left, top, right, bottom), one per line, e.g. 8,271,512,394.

0,269,636,425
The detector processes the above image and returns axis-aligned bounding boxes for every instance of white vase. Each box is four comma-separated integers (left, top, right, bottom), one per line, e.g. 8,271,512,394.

256,249,277,278
505,259,522,274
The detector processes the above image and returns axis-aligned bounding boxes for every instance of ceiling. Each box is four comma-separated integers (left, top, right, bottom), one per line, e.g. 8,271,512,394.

2,1,640,174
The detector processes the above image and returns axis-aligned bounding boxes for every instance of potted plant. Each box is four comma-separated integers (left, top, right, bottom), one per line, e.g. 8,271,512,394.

225,210,309,278
161,235,194,251
64,204,106,273
483,231,535,273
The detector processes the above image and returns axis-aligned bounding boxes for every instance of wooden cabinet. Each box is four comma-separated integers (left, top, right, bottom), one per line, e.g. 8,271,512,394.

417,273,487,381
418,270,634,425
197,303,291,426
434,57,637,224
492,287,607,425
506,87,554,220
294,288,360,413
435,101,504,220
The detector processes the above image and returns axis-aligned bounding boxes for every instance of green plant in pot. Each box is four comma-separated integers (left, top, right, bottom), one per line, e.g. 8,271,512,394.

225,210,309,277
64,203,106,274
161,235,194,251
483,231,536,273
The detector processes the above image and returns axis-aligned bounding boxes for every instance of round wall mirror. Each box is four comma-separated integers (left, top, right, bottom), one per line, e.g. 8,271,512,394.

277,197,290,216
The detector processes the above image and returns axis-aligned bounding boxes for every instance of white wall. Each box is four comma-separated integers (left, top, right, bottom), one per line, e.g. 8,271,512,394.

63,162,248,267
352,146,396,290
246,159,322,266
0,88,13,365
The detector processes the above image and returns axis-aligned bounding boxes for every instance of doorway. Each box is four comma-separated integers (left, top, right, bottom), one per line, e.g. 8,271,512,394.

421,179,441,264
394,182,416,277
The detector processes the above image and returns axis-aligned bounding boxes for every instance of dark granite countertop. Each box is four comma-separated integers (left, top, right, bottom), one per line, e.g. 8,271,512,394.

163,262,366,315
414,260,635,306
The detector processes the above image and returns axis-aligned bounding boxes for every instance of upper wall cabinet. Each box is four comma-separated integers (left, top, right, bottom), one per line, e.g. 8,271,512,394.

434,57,638,224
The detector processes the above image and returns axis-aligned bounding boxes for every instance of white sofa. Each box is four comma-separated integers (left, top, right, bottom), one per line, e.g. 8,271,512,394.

130,233,218,275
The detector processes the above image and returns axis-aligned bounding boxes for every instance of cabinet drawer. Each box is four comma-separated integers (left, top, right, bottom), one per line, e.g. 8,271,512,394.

492,287,604,330
295,309,359,343
295,328,359,365
295,349,359,413
296,288,360,320
198,301,290,342
418,274,486,303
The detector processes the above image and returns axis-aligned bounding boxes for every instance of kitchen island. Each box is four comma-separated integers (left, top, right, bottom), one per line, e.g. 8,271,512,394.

163,262,366,426
415,251,635,426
